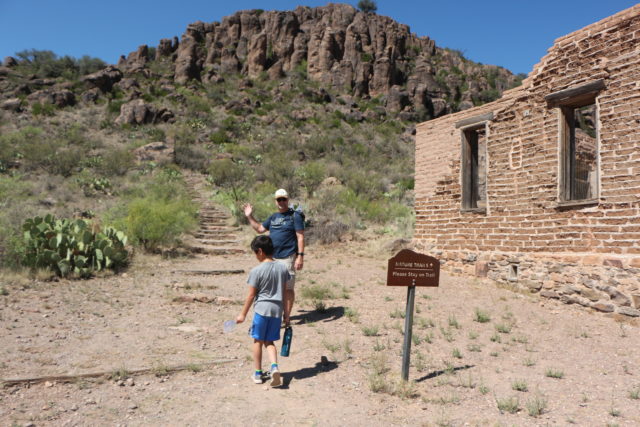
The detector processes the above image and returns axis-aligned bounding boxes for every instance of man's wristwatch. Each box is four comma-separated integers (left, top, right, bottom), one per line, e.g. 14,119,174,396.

297,252,304,256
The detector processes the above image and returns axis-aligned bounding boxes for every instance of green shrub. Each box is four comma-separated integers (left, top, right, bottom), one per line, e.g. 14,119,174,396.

123,197,196,250
474,308,491,323
14,49,105,79
120,172,197,253
174,143,209,172
21,214,128,277
295,161,325,196
100,148,135,176
301,283,335,301
107,99,126,115
357,0,377,13
208,158,248,201
32,102,56,116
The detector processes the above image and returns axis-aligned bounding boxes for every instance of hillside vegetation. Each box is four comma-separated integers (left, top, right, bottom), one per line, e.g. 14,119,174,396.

0,4,522,274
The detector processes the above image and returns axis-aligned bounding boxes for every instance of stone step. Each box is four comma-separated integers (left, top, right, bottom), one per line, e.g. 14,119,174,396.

197,239,242,246
200,224,240,230
186,245,245,255
199,220,227,226
195,233,237,239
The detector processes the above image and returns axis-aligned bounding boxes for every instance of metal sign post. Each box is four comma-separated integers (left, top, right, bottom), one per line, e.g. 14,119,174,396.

401,281,416,381
387,249,440,382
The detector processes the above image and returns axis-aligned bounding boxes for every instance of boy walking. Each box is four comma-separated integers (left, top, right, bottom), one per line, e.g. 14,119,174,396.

236,235,290,386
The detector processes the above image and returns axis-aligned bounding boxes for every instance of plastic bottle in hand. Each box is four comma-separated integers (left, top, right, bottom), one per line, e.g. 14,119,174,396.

223,320,236,333
280,326,293,357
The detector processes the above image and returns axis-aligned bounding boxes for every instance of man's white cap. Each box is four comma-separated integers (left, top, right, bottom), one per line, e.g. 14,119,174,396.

274,189,289,199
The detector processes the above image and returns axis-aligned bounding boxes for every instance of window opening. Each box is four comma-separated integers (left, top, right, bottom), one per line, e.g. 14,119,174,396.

461,125,487,211
561,103,598,201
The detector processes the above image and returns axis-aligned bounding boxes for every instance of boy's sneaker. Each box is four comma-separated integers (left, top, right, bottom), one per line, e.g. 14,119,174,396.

269,367,282,387
252,372,263,384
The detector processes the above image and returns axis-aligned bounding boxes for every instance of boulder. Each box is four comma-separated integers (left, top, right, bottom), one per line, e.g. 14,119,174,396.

591,302,615,313
617,307,640,317
0,98,22,112
114,99,174,126
82,66,123,92
116,78,140,92
81,89,100,104
126,45,149,66
27,89,75,107
132,141,173,164
156,37,179,59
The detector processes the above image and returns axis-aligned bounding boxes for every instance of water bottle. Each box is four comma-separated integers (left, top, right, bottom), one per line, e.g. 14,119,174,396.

280,326,293,357
223,320,236,334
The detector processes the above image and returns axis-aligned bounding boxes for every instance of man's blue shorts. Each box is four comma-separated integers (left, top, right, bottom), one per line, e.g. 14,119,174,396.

250,313,281,341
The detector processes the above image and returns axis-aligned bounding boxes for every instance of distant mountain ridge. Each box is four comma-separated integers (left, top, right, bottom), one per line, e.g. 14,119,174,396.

118,3,522,118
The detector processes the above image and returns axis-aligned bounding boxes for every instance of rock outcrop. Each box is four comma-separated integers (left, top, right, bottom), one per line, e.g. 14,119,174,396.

82,66,123,92
114,99,175,125
118,4,519,117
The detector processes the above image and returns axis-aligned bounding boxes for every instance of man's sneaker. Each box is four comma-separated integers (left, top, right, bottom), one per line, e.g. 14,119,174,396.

252,372,263,384
269,367,282,387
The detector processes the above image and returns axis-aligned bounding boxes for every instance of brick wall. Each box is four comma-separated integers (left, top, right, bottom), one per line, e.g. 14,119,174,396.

414,5,640,316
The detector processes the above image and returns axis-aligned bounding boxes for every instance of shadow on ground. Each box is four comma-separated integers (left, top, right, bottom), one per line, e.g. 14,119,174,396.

291,306,344,324
415,364,474,383
280,356,339,389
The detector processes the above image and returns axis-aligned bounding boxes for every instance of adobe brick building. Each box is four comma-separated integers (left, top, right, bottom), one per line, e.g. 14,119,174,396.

414,5,640,316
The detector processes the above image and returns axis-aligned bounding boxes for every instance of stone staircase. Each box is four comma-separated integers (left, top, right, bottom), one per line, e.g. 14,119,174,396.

183,174,245,256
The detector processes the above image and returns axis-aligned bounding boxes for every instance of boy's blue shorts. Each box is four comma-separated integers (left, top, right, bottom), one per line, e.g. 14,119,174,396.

250,313,281,341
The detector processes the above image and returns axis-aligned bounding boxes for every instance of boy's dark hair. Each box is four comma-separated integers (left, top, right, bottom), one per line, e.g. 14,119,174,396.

251,235,274,255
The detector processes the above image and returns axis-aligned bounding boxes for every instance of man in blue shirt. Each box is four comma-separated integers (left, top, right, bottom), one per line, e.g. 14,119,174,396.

243,189,305,325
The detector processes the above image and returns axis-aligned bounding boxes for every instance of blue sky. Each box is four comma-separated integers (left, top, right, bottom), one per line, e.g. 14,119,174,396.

1,1,638,75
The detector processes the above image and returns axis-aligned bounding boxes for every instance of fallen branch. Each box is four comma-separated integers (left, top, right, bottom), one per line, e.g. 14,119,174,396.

1,358,237,388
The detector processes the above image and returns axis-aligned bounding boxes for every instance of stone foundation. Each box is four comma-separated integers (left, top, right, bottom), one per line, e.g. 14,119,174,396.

422,246,640,317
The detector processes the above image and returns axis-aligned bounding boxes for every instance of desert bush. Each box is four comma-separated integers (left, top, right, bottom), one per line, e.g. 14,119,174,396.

122,196,196,251
174,143,209,172
116,172,197,251
107,99,126,115
526,394,548,417
208,158,249,201
32,102,57,116
100,148,135,176
474,308,491,323
301,283,335,301
48,146,84,177
295,161,325,196
496,396,520,414
357,0,377,13
307,220,348,244
337,188,410,223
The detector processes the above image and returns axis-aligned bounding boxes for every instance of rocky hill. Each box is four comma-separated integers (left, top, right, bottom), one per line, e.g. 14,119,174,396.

0,3,524,266
115,3,521,118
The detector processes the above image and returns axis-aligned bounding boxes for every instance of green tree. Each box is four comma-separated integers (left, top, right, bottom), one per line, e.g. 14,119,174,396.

14,49,105,79
357,0,377,13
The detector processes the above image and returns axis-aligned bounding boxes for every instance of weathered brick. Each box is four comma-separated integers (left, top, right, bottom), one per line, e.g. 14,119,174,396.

414,5,640,318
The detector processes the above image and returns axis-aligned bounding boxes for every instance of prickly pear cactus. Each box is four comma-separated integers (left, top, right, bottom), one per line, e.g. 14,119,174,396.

22,214,129,277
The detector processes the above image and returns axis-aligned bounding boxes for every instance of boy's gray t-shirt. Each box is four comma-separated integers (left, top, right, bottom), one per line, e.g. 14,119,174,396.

247,261,291,318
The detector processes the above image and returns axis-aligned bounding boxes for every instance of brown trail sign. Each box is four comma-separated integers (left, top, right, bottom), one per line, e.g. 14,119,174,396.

387,249,440,381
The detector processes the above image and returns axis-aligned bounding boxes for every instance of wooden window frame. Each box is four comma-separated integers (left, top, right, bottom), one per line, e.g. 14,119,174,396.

547,81,603,206
457,117,490,214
